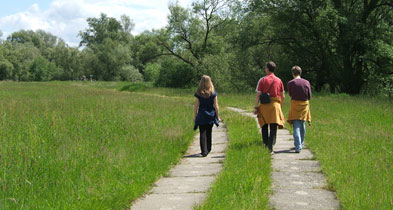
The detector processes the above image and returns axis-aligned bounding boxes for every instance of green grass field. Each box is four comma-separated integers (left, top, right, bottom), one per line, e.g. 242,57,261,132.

1,82,392,209
306,94,393,209
115,83,393,209
0,82,195,209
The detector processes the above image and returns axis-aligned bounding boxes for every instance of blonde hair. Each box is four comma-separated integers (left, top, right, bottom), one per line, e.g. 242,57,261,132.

197,75,215,98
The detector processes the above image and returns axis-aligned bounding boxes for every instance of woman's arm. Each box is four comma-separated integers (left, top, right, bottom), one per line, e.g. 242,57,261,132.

214,96,222,122
193,98,199,122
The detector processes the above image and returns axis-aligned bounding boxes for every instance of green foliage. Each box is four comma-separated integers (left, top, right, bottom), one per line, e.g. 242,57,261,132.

29,56,60,81
1,2,392,96
0,59,13,80
144,62,161,82
78,13,132,47
249,0,393,94
78,14,138,81
118,65,143,82
155,58,196,88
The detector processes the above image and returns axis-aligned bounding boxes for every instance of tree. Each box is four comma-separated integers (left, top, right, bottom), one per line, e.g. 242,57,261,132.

249,0,393,94
78,13,136,81
154,0,234,88
29,56,60,81
79,13,132,47
0,44,13,80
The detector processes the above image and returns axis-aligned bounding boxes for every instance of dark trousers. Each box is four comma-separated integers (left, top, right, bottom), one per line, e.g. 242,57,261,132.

199,124,213,155
262,123,278,152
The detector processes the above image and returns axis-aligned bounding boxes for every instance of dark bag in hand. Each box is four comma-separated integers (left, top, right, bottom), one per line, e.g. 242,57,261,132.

259,80,275,104
259,92,271,104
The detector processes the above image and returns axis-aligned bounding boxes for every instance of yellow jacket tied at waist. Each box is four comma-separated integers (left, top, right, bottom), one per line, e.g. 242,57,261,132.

287,100,311,125
257,97,285,129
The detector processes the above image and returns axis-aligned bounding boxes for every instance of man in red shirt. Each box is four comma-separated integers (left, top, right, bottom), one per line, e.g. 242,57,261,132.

254,61,285,155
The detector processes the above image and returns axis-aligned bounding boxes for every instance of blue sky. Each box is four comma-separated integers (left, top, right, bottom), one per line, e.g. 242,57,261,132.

0,0,192,46
0,0,52,17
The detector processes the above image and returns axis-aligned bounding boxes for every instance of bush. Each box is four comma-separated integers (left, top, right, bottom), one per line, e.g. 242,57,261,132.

155,58,195,88
144,62,161,82
119,65,144,82
362,73,393,98
0,59,14,80
29,56,62,81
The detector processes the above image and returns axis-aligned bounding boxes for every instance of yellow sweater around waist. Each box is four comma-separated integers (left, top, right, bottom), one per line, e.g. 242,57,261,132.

287,100,311,125
257,97,285,128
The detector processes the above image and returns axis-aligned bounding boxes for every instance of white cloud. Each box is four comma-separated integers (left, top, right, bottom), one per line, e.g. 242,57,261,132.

0,0,193,47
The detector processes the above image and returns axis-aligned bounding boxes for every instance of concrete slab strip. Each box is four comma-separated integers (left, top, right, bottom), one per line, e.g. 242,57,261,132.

131,123,228,210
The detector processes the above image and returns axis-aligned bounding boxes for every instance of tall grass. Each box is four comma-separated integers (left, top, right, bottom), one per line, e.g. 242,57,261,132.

0,82,195,209
306,94,393,209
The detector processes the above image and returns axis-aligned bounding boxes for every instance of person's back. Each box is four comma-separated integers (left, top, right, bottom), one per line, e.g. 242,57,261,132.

196,93,216,113
193,75,221,157
287,66,311,153
254,61,285,155
287,78,311,101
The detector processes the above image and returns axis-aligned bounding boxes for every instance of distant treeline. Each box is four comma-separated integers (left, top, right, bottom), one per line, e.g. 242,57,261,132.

0,0,392,95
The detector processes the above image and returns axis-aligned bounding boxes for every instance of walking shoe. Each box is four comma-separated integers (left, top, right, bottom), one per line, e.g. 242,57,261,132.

270,151,275,155
295,150,301,153
201,153,208,157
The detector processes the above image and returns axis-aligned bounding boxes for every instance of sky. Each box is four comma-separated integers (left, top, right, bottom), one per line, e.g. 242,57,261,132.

0,0,193,47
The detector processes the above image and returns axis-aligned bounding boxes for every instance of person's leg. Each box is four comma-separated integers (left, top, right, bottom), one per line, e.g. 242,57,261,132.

199,125,208,156
293,120,302,152
262,124,269,148
300,120,306,147
269,124,278,152
206,124,213,153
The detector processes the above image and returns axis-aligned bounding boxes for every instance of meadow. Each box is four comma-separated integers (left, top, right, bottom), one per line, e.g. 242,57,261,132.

0,82,195,209
1,81,392,209
117,83,393,209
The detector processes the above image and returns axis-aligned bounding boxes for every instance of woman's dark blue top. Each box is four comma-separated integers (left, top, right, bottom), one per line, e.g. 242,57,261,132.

194,92,219,130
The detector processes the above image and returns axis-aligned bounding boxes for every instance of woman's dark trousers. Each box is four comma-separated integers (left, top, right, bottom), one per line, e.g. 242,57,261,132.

262,123,278,152
199,124,213,155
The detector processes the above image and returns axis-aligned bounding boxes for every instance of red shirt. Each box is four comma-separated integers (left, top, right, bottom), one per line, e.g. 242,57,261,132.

256,73,284,97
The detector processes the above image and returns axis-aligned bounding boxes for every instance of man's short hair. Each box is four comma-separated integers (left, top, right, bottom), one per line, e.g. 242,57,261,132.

291,66,302,76
266,61,276,72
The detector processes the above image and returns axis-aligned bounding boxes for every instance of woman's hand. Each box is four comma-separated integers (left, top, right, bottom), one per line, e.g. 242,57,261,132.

218,117,222,122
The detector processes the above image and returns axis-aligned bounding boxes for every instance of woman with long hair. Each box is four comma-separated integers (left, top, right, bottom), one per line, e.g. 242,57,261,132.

193,75,221,157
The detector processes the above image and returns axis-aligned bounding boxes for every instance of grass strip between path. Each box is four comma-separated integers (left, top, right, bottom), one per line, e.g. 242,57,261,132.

195,109,271,210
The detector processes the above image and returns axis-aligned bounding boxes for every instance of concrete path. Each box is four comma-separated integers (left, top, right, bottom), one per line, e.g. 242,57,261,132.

130,123,228,210
227,107,339,210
